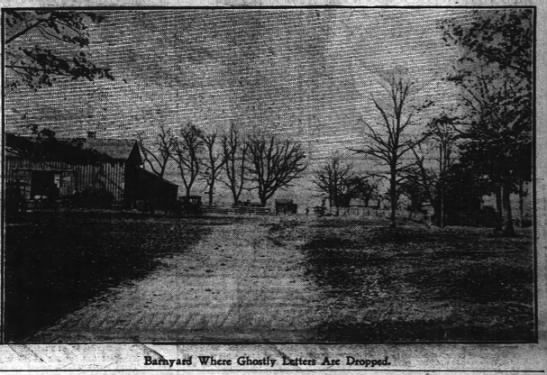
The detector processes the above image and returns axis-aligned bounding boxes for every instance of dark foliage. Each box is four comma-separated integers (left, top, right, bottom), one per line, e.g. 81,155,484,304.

441,162,493,226
442,9,533,235
5,10,114,90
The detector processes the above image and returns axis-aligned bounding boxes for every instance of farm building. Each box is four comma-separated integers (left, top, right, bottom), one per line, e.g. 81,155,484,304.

4,132,177,210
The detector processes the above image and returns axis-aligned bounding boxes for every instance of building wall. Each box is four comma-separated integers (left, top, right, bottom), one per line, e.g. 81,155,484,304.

124,167,178,210
5,158,127,202
72,163,126,202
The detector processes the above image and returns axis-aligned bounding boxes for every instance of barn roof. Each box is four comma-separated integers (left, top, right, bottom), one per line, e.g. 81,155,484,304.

77,138,138,161
5,133,141,163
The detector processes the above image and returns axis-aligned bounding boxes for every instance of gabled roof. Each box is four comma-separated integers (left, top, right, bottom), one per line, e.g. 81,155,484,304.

77,138,138,161
5,133,141,163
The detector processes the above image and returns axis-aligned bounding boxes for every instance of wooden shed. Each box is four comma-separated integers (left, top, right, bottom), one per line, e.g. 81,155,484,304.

5,132,176,210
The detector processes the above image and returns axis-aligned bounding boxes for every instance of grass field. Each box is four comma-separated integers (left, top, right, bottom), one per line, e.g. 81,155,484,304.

5,211,208,340
4,211,535,342
279,218,535,342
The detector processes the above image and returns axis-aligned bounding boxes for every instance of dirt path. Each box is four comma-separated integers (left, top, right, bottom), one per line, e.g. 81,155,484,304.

29,221,325,343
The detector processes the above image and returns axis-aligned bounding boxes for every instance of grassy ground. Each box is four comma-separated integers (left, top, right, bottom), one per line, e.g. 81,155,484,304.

276,217,535,342
5,212,535,342
5,211,209,341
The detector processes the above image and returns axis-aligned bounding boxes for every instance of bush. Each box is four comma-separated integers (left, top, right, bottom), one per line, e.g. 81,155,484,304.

445,207,498,227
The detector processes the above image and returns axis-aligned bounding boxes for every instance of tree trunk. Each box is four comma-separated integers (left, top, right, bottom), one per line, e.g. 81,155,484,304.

502,182,515,236
495,185,503,231
231,190,238,206
185,186,191,198
439,182,445,228
259,192,268,207
438,145,446,228
519,180,524,227
389,168,397,227
208,182,214,207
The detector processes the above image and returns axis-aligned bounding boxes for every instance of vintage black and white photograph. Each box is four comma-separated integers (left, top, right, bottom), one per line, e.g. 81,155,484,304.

1,6,536,345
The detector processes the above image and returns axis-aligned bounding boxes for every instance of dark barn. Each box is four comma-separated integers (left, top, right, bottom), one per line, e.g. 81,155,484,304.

131,168,178,212
4,132,177,211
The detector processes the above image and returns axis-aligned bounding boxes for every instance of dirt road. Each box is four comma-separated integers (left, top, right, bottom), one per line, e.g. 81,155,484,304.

29,221,325,343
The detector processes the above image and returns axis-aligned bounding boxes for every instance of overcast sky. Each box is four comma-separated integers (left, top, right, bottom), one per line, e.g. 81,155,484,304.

4,8,476,197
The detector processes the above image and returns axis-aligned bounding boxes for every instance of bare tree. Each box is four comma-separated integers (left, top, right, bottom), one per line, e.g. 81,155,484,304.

313,154,354,215
350,71,429,227
171,123,204,198
221,123,248,205
137,125,174,178
200,130,225,207
246,133,307,206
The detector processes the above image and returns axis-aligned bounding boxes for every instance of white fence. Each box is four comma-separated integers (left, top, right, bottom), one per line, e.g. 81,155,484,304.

329,206,429,221
201,206,272,216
